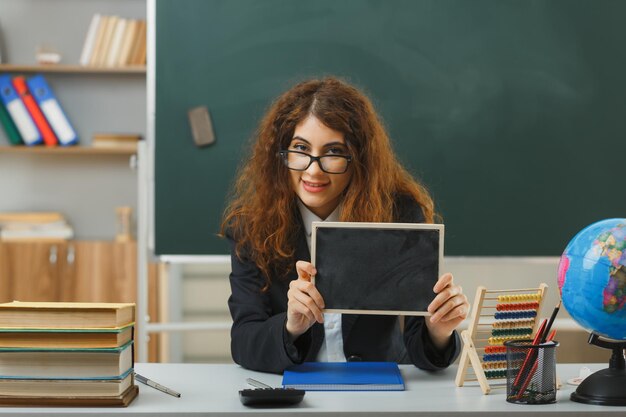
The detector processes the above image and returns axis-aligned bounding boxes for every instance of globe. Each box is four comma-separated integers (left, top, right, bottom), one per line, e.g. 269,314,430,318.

557,218,626,341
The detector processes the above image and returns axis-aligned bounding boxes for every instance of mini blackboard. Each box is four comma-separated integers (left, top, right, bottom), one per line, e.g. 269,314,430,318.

311,222,444,316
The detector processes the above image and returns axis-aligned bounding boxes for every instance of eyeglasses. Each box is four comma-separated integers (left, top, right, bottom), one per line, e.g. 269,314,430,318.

278,150,352,174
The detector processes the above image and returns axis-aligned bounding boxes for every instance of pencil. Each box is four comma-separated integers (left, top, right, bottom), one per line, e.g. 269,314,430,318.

540,300,561,343
134,372,181,398
511,318,547,391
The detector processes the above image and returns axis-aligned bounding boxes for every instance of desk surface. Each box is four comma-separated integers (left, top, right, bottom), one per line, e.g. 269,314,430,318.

1,363,624,416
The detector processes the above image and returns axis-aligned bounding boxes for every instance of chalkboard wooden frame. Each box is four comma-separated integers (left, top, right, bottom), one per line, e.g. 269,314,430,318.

311,222,444,316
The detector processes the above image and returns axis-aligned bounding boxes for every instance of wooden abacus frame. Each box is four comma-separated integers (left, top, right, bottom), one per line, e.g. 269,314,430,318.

455,283,548,394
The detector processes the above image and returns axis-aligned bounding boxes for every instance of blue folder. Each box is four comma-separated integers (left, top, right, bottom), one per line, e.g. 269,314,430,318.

26,74,78,146
282,362,404,391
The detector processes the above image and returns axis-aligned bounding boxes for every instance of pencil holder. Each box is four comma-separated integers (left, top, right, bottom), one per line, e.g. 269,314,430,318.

504,339,559,404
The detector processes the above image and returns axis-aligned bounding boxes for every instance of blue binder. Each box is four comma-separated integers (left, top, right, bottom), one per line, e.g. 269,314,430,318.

26,75,78,146
0,75,42,145
282,362,405,391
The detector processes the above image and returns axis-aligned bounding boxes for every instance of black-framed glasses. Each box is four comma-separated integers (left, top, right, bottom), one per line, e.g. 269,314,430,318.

278,150,352,174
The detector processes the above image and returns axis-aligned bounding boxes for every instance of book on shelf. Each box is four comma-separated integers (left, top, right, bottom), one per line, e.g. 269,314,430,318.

0,75,42,146
0,324,134,349
0,221,73,241
88,14,109,66
0,211,73,241
12,76,58,146
0,301,136,329
282,362,405,391
79,13,102,66
96,15,119,67
131,20,147,66
0,74,75,147
81,13,145,68
117,20,139,67
26,75,78,146
0,93,23,145
0,342,133,379
0,211,64,223
92,133,141,151
0,370,134,397
105,18,127,67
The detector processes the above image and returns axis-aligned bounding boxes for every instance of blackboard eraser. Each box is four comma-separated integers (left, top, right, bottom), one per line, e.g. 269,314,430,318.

188,106,216,147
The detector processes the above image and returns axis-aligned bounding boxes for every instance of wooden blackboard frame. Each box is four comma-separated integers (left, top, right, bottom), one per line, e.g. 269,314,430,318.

311,222,444,316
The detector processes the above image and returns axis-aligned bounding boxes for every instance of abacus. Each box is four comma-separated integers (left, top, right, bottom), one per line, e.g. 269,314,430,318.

455,284,548,394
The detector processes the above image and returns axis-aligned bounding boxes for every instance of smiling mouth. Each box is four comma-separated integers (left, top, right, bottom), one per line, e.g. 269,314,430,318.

302,180,328,187
302,180,328,188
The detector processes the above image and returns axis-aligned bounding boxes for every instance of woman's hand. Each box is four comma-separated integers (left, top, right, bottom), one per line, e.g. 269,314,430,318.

425,272,469,349
285,261,325,340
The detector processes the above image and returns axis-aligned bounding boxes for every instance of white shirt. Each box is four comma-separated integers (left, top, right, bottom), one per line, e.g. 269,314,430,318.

297,200,347,362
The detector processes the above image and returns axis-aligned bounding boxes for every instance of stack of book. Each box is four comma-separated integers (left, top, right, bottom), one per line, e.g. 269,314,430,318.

0,212,74,242
92,133,142,152
0,74,78,147
0,301,138,407
79,14,147,68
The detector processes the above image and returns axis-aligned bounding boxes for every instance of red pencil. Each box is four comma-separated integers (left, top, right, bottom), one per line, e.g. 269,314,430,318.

512,318,548,390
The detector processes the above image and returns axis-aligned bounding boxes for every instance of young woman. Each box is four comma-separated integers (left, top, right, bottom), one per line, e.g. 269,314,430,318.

221,77,469,374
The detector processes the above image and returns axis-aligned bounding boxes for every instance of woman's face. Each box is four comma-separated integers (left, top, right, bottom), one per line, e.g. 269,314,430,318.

287,115,353,219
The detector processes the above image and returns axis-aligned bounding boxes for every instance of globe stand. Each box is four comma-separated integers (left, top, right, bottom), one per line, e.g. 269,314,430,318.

570,333,626,406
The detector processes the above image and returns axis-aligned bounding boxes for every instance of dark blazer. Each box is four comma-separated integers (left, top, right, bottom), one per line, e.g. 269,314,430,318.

227,195,460,374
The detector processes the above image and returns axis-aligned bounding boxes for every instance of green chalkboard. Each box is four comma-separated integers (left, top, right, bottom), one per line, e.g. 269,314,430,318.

155,0,626,256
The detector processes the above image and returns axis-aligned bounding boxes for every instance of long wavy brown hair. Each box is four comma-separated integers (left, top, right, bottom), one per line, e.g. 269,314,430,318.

221,77,435,289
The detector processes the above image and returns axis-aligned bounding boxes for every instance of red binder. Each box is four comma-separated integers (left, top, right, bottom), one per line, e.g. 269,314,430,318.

12,76,58,146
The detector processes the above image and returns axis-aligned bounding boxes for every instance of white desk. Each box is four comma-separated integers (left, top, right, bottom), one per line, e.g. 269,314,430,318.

0,363,623,416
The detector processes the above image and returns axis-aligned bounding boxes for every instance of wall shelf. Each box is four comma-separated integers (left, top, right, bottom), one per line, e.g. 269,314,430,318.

0,146,136,155
0,64,146,75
